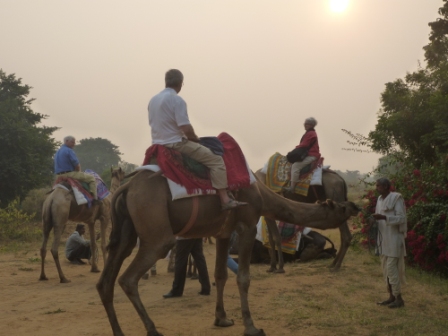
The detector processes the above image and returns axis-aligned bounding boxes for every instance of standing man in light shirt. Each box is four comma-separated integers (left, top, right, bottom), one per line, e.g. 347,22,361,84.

148,69,247,210
372,177,407,309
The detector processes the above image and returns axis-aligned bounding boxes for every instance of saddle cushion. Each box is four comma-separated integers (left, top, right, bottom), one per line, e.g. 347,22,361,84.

142,132,251,195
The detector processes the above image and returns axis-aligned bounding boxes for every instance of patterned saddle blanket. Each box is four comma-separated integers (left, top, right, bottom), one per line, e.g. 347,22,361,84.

142,132,252,195
265,152,324,196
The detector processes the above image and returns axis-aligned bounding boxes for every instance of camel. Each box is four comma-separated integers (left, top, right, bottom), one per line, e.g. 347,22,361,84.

255,168,352,273
96,169,359,336
39,167,125,283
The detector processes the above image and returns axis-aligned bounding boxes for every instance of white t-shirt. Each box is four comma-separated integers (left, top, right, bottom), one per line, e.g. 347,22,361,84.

148,88,191,145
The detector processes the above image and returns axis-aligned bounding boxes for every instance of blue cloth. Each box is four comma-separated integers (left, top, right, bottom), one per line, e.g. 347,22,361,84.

227,231,238,274
84,169,110,200
199,136,224,156
54,145,79,174
227,255,238,275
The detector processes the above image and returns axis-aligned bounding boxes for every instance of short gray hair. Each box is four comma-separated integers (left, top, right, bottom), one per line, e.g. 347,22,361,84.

64,135,75,143
376,177,391,189
165,69,184,87
305,117,317,127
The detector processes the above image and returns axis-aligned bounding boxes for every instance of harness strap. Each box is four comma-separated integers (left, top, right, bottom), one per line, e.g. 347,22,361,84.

175,197,199,237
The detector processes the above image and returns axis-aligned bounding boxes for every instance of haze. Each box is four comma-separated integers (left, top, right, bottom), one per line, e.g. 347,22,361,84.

0,0,441,173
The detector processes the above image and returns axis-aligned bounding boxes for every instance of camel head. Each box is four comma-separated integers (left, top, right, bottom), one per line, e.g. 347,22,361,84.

111,167,126,181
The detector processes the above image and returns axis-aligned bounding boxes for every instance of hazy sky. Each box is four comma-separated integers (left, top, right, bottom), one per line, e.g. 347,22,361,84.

1,0,442,173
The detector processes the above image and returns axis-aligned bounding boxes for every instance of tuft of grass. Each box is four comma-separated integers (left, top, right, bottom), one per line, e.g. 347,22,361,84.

18,267,33,272
44,308,66,315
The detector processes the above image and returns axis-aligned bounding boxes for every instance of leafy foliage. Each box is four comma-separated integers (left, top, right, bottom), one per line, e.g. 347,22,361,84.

74,137,122,174
0,70,58,206
0,199,41,242
347,2,448,275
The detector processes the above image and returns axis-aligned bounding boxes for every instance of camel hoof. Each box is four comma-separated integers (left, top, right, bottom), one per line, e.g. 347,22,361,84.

266,268,276,273
274,269,285,274
60,278,71,284
91,268,101,273
214,318,234,328
244,329,265,336
39,276,48,281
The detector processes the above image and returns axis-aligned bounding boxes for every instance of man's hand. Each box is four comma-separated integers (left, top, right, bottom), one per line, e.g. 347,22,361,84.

180,124,200,142
372,214,386,220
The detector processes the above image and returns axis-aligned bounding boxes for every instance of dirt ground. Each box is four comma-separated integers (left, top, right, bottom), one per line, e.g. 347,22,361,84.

1,240,292,336
1,228,447,336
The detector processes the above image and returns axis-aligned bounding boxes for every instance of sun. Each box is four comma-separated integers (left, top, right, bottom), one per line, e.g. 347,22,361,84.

329,0,349,13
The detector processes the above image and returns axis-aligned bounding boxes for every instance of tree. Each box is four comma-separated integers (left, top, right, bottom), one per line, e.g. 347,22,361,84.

0,70,58,207
74,137,122,174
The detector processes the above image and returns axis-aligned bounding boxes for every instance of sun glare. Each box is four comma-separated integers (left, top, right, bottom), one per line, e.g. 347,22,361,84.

329,0,349,13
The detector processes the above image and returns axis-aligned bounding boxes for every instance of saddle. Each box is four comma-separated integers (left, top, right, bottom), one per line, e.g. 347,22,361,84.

265,152,324,196
142,132,252,195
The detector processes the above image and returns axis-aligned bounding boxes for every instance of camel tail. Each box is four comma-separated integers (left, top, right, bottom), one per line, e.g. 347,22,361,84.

108,184,136,251
324,235,336,251
41,194,54,232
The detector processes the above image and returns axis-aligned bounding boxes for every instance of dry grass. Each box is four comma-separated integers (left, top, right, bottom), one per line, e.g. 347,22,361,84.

1,228,447,336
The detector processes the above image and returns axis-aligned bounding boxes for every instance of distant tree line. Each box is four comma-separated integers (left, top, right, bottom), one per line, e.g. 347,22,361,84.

0,69,137,209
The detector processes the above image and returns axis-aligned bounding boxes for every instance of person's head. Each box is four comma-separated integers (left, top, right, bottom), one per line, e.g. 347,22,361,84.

165,69,184,93
64,136,76,148
376,177,391,197
304,117,317,131
75,223,85,235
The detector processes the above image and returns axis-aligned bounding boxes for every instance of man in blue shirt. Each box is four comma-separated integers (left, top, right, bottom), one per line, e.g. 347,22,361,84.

54,136,98,201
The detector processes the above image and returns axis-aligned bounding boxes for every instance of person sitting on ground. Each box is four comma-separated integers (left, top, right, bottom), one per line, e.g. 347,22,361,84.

65,224,99,265
163,237,211,298
283,117,321,193
148,69,247,211
54,135,100,203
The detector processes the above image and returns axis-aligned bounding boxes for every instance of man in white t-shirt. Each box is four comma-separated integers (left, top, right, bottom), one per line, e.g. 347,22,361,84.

148,69,247,210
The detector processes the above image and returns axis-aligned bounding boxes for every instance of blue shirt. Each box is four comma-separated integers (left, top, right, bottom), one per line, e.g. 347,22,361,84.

54,144,79,174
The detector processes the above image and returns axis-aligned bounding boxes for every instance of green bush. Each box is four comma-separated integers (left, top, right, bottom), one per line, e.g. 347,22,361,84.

21,188,49,220
0,199,41,242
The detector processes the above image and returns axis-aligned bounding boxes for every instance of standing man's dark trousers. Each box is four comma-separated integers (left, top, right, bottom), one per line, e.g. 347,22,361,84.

171,238,211,296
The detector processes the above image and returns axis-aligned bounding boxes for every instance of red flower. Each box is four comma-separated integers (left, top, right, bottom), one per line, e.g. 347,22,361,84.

413,169,421,177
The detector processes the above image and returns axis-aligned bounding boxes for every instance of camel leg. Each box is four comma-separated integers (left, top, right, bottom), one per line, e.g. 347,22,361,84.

100,213,109,266
213,237,233,328
329,221,352,271
39,214,53,281
236,223,266,336
97,218,138,336
265,217,285,273
49,208,70,283
118,225,175,336
87,221,101,273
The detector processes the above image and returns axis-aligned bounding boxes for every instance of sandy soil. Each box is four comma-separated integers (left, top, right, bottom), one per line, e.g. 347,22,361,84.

1,238,309,336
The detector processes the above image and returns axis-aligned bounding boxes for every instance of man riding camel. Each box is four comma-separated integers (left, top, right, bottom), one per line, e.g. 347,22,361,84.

54,136,100,204
148,69,247,210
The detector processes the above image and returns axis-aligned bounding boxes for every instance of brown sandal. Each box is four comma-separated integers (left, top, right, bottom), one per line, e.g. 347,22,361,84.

221,199,248,211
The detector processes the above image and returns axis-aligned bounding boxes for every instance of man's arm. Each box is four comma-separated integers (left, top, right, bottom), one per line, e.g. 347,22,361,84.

74,164,81,172
180,124,200,142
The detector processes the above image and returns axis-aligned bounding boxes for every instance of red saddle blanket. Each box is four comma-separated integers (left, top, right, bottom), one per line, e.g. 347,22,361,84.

143,132,251,195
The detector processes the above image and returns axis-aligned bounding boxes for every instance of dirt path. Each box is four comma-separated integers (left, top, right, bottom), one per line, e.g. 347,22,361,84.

1,233,447,336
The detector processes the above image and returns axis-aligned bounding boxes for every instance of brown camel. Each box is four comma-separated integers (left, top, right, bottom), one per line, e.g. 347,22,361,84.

255,168,352,273
39,167,125,283
96,169,359,336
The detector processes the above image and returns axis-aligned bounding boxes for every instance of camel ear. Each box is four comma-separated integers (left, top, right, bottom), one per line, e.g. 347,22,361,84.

325,199,335,209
